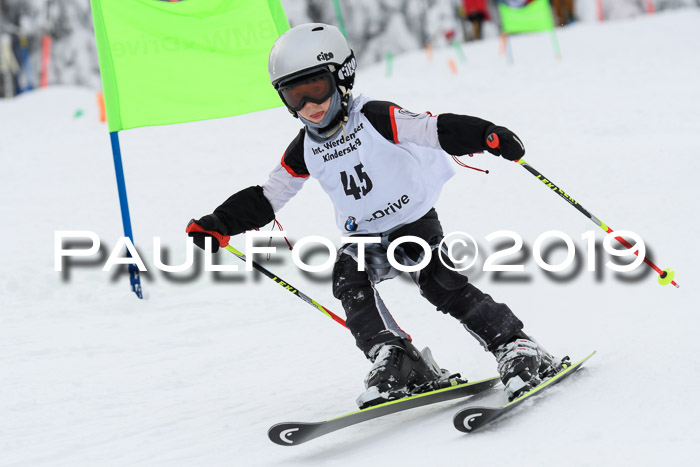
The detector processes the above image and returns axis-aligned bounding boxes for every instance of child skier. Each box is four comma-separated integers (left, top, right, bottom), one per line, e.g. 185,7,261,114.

187,23,562,408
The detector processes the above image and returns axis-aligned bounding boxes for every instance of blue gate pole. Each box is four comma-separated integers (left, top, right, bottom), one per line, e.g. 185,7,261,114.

109,131,143,299
20,36,34,92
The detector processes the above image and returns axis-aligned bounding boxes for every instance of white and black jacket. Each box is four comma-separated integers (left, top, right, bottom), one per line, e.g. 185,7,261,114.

212,94,495,236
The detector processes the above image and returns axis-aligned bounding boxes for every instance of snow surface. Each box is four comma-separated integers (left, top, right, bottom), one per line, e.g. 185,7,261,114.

1,9,699,467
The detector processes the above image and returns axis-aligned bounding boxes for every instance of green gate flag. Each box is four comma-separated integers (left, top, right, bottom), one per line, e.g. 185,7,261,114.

90,0,290,132
498,0,555,35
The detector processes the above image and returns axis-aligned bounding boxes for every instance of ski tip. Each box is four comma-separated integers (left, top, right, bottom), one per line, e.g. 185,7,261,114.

453,407,500,434
453,351,597,434
268,422,318,446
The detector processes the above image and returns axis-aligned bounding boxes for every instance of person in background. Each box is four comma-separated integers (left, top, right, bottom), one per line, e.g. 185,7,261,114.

552,0,577,26
0,32,20,97
459,0,491,40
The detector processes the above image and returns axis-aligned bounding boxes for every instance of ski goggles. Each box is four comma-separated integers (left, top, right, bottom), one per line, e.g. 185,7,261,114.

277,70,335,112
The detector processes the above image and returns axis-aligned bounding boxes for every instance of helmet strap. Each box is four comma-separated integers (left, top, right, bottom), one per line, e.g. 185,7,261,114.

339,87,351,123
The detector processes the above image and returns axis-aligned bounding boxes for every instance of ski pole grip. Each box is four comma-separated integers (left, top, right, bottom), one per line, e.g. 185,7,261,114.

486,132,500,150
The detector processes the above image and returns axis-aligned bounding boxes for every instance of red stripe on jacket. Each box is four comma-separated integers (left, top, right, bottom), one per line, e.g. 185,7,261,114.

389,105,400,144
280,153,309,178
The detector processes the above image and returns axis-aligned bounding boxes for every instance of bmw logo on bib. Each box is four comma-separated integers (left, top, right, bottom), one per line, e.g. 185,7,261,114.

345,216,358,232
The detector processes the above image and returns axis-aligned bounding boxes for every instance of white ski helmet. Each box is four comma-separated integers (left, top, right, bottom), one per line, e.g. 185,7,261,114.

269,23,356,114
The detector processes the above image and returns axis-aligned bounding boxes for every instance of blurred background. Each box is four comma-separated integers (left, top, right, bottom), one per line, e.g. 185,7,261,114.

1,0,698,97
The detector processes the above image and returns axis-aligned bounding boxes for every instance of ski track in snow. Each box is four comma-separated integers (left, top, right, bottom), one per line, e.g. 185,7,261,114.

1,10,699,467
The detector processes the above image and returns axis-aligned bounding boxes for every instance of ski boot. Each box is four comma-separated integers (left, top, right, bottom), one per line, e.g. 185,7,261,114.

493,333,567,401
356,339,458,409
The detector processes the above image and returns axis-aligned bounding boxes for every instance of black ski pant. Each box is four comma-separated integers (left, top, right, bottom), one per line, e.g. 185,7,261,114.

332,209,523,358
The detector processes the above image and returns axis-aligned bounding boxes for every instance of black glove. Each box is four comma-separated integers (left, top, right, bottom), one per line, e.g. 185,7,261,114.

484,125,525,161
186,214,230,253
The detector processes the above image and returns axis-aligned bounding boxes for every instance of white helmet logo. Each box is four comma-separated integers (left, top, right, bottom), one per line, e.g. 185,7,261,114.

279,427,299,444
338,57,357,81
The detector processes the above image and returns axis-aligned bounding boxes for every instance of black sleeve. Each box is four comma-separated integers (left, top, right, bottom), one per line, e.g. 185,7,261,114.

213,185,276,236
437,113,494,155
281,128,309,177
361,100,400,142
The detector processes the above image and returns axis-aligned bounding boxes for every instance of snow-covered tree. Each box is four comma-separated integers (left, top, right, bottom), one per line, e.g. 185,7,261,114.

1,0,99,90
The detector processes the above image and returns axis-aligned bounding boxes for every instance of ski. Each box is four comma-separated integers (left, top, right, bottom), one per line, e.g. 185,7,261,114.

268,376,500,446
453,351,596,434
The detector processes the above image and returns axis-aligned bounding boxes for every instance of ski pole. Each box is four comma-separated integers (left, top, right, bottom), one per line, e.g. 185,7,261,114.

186,221,348,327
486,134,678,288
222,244,348,328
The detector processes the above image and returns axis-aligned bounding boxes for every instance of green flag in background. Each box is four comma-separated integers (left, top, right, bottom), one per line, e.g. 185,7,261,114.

498,0,555,35
90,0,289,132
